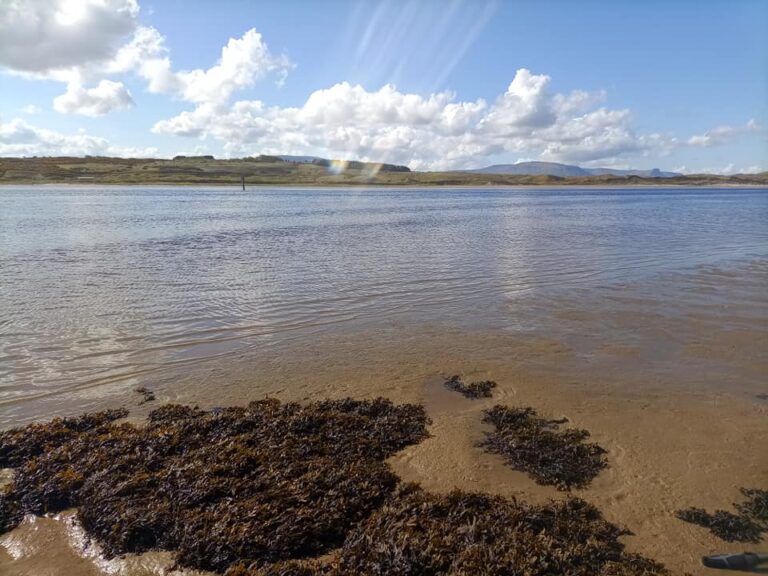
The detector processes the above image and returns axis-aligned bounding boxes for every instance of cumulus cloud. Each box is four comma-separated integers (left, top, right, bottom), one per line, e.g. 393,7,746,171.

53,80,134,116
0,117,157,157
0,0,139,75
1,0,291,116
152,68,673,169
2,1,751,168
687,119,760,147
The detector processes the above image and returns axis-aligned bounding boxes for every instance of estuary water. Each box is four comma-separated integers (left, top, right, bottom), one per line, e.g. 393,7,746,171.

1,186,767,425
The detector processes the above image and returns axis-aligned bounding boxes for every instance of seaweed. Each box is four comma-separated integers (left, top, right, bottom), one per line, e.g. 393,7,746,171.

676,488,768,543
0,488,21,533
443,375,497,399
135,386,156,403
228,486,671,575
675,508,761,543
480,405,608,490
0,399,673,574
0,408,128,468
735,488,768,528
0,399,430,573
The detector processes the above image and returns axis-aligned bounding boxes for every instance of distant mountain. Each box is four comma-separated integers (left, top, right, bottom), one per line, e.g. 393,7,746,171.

467,161,681,178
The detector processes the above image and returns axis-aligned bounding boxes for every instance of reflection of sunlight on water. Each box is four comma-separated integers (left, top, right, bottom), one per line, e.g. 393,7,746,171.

1,186,767,426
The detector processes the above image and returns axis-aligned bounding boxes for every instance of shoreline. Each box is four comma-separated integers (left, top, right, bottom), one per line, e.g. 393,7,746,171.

1,190,765,575
1,327,766,575
2,156,765,188
1,181,767,189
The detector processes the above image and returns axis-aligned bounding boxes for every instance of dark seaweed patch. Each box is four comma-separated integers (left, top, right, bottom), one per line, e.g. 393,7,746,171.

675,508,761,543
0,489,21,533
228,486,670,575
735,488,768,527
135,386,156,403
0,408,128,468
0,399,429,573
676,488,768,542
480,405,608,490
443,375,497,399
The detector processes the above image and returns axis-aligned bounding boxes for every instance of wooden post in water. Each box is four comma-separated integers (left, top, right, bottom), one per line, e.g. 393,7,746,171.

241,175,245,191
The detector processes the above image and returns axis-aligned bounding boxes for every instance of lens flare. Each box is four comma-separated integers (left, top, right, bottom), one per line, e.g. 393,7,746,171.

361,163,383,179
328,159,349,175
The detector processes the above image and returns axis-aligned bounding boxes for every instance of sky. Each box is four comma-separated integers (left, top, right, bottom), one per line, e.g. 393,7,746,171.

0,0,766,173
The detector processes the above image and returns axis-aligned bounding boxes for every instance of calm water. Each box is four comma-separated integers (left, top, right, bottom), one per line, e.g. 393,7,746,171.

1,186,767,419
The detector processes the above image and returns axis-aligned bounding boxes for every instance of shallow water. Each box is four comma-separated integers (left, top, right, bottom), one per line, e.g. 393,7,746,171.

1,186,767,425
1,185,768,576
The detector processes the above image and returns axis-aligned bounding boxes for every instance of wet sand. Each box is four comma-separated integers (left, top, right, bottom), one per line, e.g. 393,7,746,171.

1,261,767,575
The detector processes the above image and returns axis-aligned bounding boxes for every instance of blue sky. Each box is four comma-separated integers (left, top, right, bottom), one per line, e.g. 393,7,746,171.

1,0,765,172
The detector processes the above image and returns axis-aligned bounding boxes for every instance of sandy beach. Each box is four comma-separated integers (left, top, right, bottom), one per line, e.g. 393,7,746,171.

1,0,766,567
2,258,767,575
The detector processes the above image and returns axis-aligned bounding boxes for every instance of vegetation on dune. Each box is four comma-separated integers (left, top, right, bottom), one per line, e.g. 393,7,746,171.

1,156,766,186
481,405,608,490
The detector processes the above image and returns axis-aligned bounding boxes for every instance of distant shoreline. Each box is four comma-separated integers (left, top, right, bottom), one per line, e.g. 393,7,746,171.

2,156,766,187
1,182,767,189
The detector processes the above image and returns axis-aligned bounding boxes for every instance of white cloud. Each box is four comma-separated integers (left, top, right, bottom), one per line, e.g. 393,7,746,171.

479,68,556,134
172,29,291,104
0,0,140,75
0,117,157,157
1,2,756,168
1,1,291,115
694,163,767,175
152,68,672,169
687,119,760,147
53,80,134,116
21,105,42,115
102,25,291,104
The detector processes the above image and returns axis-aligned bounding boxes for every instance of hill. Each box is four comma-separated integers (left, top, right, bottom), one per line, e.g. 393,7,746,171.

467,161,681,178
0,156,765,187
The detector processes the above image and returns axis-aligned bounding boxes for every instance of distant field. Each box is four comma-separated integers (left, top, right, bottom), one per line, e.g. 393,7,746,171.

1,156,766,186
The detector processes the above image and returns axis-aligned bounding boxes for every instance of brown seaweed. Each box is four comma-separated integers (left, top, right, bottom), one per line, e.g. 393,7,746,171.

480,404,608,490
135,386,156,403
228,486,671,575
0,408,128,468
0,399,429,573
676,488,768,543
0,398,674,574
734,488,768,527
443,374,497,398
0,489,21,533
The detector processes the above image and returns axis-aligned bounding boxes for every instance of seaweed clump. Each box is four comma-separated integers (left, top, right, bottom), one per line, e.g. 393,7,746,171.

135,386,156,403
228,486,671,576
443,375,497,399
676,488,768,543
0,408,128,468
0,398,429,574
480,405,608,490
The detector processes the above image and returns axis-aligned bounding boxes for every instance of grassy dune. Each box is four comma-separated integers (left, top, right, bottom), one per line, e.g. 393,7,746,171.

1,155,766,187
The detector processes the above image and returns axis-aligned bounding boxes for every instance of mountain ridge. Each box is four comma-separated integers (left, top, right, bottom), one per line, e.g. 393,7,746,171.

466,161,681,178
